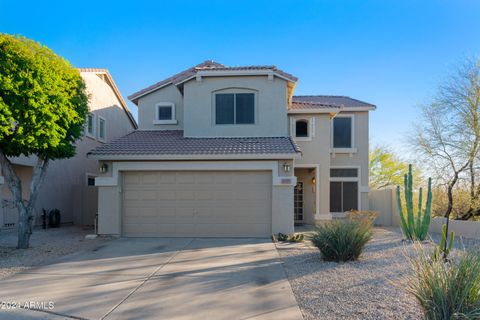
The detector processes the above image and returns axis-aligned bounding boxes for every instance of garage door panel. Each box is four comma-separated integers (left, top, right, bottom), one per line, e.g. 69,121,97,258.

195,173,215,184
213,191,235,201
195,191,214,200
213,173,234,184
122,171,272,237
157,190,175,200
123,173,141,185
141,174,158,184
176,173,195,184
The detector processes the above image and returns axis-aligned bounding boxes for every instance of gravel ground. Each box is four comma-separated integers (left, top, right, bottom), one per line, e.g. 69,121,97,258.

277,228,427,320
0,226,109,280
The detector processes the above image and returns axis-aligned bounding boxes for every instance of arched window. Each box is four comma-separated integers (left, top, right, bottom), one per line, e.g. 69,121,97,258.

296,120,308,137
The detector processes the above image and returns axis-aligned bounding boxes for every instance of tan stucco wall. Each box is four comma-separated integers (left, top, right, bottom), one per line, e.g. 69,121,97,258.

137,84,184,130
330,111,370,210
183,76,289,137
290,111,371,215
96,160,295,236
291,114,331,216
97,181,121,236
1,72,136,226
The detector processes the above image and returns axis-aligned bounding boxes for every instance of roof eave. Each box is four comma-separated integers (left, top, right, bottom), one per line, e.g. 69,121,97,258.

174,70,298,87
288,106,375,114
87,152,301,161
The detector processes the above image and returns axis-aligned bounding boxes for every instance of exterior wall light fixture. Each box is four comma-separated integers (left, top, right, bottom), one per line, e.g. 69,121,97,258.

99,163,109,174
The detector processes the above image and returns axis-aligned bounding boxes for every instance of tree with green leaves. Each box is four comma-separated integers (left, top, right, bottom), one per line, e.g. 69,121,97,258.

0,34,88,248
413,58,480,222
370,145,412,189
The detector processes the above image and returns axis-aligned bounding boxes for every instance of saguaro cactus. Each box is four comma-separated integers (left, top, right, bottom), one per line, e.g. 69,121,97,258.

396,164,432,241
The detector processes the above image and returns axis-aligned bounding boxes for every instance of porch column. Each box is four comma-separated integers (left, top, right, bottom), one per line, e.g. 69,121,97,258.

315,164,332,220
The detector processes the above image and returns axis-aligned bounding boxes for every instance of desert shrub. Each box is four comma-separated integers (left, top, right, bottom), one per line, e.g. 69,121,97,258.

273,233,304,242
346,210,379,225
408,250,480,319
311,220,372,262
431,186,472,219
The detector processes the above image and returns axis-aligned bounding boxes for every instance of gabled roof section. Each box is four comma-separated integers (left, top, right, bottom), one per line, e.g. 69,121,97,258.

128,61,298,105
88,130,301,160
78,68,138,129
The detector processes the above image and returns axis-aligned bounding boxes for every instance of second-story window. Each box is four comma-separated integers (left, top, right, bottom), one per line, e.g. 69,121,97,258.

332,115,353,148
154,102,177,124
86,113,95,138
98,117,106,142
295,120,308,137
215,93,254,125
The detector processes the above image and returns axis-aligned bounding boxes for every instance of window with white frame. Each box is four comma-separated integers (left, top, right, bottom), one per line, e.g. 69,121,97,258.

86,113,95,137
215,93,255,125
98,117,106,142
329,168,359,212
154,102,176,124
295,120,309,137
332,115,353,148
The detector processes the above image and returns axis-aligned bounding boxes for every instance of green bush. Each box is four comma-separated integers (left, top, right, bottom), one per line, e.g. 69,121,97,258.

311,220,373,262
408,250,480,319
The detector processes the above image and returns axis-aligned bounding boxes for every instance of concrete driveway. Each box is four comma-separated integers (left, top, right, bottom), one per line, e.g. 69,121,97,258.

0,238,303,320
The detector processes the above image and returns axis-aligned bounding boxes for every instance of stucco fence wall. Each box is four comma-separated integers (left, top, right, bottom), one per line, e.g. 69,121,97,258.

369,188,480,240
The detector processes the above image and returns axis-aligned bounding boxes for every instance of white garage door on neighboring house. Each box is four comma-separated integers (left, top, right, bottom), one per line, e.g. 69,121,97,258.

122,171,272,237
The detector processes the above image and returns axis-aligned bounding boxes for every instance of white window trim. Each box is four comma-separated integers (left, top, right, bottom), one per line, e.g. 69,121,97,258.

86,113,96,139
330,114,356,153
98,116,107,142
290,116,315,142
329,165,361,216
153,102,177,125
214,91,257,126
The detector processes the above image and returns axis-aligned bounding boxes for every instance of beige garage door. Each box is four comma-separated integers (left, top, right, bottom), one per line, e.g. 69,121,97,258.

122,171,272,237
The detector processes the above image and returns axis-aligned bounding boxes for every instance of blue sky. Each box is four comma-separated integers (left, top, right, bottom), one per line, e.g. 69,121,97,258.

2,0,480,155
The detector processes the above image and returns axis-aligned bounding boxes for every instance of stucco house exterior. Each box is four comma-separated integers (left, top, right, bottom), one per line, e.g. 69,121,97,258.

89,61,375,237
0,69,137,229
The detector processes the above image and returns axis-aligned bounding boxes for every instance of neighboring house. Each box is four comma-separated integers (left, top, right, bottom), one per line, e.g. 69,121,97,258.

88,61,375,237
0,69,137,229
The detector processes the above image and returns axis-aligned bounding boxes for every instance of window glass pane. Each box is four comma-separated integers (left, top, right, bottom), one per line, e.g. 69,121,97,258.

87,177,95,186
158,106,172,120
330,168,358,177
235,93,254,124
296,120,308,137
87,114,94,134
342,182,358,211
99,119,105,139
329,181,342,212
333,117,352,148
216,94,234,124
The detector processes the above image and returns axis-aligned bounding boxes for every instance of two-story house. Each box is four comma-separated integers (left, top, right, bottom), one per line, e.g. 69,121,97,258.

88,61,375,237
0,69,137,229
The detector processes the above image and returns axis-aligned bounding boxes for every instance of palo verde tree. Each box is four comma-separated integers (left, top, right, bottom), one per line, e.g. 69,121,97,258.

370,145,413,189
0,34,88,248
413,58,480,222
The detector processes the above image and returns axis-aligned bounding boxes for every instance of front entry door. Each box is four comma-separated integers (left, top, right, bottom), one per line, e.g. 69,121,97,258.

294,181,304,223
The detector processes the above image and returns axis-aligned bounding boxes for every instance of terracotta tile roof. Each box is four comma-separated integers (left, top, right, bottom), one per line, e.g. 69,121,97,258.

290,100,341,110
292,95,375,108
128,61,298,104
88,130,300,159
